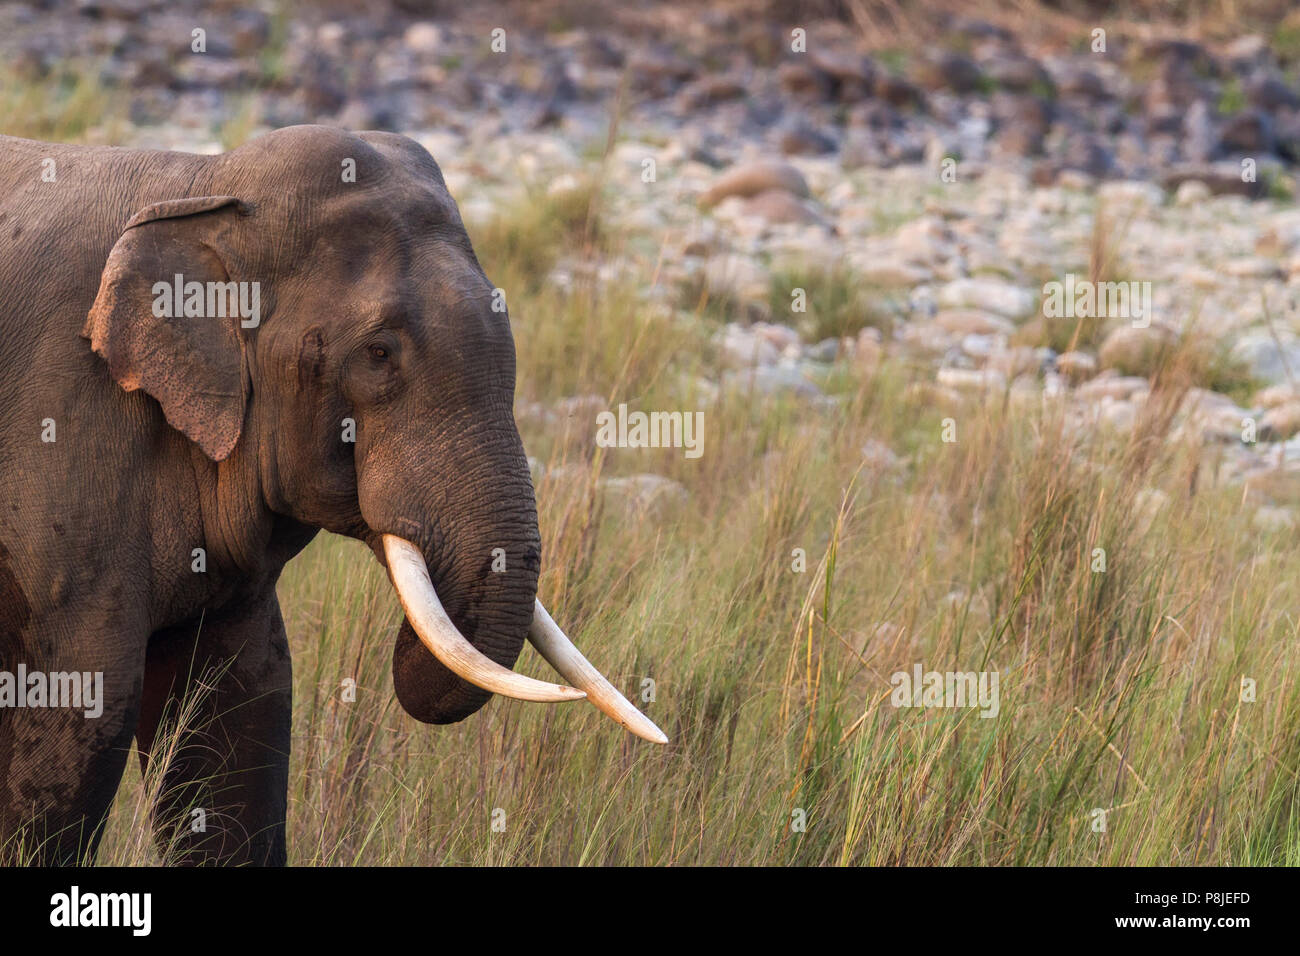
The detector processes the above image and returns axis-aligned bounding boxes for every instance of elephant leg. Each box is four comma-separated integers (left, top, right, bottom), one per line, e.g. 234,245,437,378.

136,589,291,866
0,621,146,866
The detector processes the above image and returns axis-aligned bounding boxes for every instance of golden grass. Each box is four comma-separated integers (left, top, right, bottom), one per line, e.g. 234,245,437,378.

0,63,128,144
96,266,1300,862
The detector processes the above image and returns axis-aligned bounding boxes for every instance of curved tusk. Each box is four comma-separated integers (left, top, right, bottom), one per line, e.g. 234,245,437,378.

528,600,669,744
382,535,585,703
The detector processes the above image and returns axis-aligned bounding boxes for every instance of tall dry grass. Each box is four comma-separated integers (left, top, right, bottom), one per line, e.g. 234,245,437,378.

96,181,1300,863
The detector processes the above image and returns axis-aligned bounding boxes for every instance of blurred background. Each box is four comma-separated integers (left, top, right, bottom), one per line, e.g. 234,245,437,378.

5,0,1300,189
6,0,1300,865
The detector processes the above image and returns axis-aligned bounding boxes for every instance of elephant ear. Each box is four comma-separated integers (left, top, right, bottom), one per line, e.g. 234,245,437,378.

83,195,251,461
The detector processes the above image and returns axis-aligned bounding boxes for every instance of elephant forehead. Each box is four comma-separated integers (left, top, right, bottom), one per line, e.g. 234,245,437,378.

293,195,471,273
295,230,486,299
331,179,464,235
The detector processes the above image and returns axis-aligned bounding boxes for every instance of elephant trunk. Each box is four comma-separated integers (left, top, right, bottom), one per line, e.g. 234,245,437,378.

362,420,667,741
381,439,545,724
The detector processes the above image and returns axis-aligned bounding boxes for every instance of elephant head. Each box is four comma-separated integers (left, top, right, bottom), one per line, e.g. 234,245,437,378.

81,125,665,743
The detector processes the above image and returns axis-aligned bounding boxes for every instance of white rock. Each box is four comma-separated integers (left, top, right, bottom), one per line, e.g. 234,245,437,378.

1097,397,1137,433
602,474,689,517
1256,383,1299,408
1253,505,1297,533
901,322,958,355
723,363,824,397
937,367,1007,391
936,278,1035,320
960,334,999,360
1231,329,1300,384
1056,350,1098,383
860,259,932,287
1076,372,1150,401
718,323,781,368
755,322,801,352
404,22,443,53
1098,324,1177,376
1097,180,1165,210
1178,389,1250,443
1224,257,1282,279
1174,180,1211,206
1180,266,1222,291
547,173,582,197
893,216,956,265
1260,402,1300,441
933,309,1015,336
987,346,1044,378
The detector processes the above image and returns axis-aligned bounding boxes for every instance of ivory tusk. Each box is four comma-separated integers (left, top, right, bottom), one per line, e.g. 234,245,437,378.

528,599,669,744
382,535,586,703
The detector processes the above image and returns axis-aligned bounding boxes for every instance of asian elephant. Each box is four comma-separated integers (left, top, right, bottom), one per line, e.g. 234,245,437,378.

0,125,664,867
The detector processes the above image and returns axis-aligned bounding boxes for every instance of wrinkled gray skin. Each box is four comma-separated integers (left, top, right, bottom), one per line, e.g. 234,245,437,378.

0,126,540,865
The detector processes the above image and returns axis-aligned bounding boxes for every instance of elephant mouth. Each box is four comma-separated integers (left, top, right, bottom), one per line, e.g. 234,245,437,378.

381,534,668,743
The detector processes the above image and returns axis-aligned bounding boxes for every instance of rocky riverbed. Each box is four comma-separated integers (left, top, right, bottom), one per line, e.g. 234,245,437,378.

7,0,1300,523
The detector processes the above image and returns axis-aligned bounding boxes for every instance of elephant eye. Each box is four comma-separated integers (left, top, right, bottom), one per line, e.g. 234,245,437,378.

367,343,390,361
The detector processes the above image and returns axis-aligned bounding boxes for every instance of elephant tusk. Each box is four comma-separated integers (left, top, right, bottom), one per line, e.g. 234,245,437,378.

382,535,586,703
527,600,669,744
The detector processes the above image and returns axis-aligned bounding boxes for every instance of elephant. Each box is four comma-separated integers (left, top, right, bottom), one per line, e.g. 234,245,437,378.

0,125,665,866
